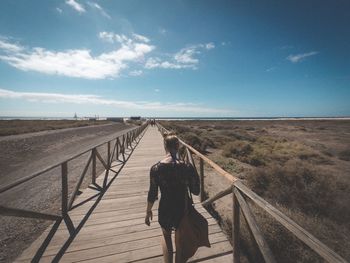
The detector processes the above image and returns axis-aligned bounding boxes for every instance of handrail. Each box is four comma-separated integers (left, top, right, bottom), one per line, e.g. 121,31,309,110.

0,125,142,194
0,123,148,222
156,122,347,263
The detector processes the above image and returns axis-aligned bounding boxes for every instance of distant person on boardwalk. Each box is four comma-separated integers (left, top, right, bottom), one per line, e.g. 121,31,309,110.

145,132,200,263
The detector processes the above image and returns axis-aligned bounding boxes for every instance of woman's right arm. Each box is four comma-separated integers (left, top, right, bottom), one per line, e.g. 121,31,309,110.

145,166,158,226
147,166,158,203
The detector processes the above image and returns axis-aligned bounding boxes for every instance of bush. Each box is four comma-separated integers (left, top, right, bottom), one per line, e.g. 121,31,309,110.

246,160,350,223
221,130,256,142
181,132,209,153
222,141,253,158
338,149,350,161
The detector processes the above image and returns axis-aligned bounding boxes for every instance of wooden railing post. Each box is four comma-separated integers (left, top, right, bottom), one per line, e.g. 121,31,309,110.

107,141,111,167
116,137,119,161
233,186,240,263
200,158,205,202
92,148,96,184
122,135,126,161
61,162,68,216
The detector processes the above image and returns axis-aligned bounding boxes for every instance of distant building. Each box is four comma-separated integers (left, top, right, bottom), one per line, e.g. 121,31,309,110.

106,117,124,122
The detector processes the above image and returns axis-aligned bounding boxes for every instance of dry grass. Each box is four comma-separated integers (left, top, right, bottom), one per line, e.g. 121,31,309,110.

0,120,113,136
160,120,350,262
247,160,350,223
338,149,350,161
222,136,330,167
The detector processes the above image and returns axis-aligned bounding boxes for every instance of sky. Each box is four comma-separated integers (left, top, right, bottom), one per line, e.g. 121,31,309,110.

0,0,349,118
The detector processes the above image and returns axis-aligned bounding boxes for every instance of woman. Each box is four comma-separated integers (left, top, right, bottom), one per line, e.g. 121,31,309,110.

145,132,200,263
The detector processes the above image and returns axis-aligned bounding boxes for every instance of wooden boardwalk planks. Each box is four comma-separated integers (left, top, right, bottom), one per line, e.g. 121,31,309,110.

15,126,232,262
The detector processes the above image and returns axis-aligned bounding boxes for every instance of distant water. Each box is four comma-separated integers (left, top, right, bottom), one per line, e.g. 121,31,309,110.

153,117,350,121
0,116,79,120
0,116,349,121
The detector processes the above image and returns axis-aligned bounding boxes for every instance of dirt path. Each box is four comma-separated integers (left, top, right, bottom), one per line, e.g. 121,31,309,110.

0,123,134,263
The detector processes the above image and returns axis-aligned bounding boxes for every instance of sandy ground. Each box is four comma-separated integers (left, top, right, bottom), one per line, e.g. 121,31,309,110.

0,123,134,263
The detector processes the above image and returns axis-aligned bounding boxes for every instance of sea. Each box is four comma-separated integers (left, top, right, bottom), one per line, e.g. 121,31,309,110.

0,116,349,121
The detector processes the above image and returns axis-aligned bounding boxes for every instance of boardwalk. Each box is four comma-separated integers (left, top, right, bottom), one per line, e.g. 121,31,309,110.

15,126,232,262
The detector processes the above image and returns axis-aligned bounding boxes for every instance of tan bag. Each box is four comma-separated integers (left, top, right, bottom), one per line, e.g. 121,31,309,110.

176,189,210,261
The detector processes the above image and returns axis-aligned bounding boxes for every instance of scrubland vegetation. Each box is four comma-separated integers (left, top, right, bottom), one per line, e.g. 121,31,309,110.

0,120,113,136
160,120,350,262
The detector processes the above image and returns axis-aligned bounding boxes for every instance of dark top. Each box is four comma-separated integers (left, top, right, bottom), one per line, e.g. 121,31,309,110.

147,161,200,230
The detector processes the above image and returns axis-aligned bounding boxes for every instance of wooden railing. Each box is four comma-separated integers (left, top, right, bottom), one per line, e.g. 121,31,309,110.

157,123,347,263
0,123,148,234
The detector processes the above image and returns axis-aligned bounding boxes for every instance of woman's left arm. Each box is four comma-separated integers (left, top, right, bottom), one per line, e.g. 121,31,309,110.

145,201,154,226
188,164,200,195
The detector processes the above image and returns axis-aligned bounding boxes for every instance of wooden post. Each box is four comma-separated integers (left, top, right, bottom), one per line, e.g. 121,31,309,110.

122,135,126,161
61,162,68,215
107,141,111,168
92,148,96,184
68,155,92,210
116,138,119,161
200,158,205,202
233,186,240,263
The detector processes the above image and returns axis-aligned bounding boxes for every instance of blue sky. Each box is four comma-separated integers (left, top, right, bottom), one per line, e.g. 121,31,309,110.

0,0,349,117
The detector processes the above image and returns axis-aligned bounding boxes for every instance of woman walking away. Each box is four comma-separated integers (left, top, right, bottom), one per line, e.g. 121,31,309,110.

145,132,200,263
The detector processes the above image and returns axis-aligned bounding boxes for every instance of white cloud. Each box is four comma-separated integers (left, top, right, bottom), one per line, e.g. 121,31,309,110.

99,32,150,45
66,0,85,13
154,89,160,92
145,57,194,69
0,88,233,114
0,35,214,78
87,2,111,19
0,39,23,52
0,38,154,79
205,43,215,50
145,43,213,70
98,32,115,43
132,33,150,43
174,47,199,64
287,51,318,63
129,70,143,76
56,7,63,13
